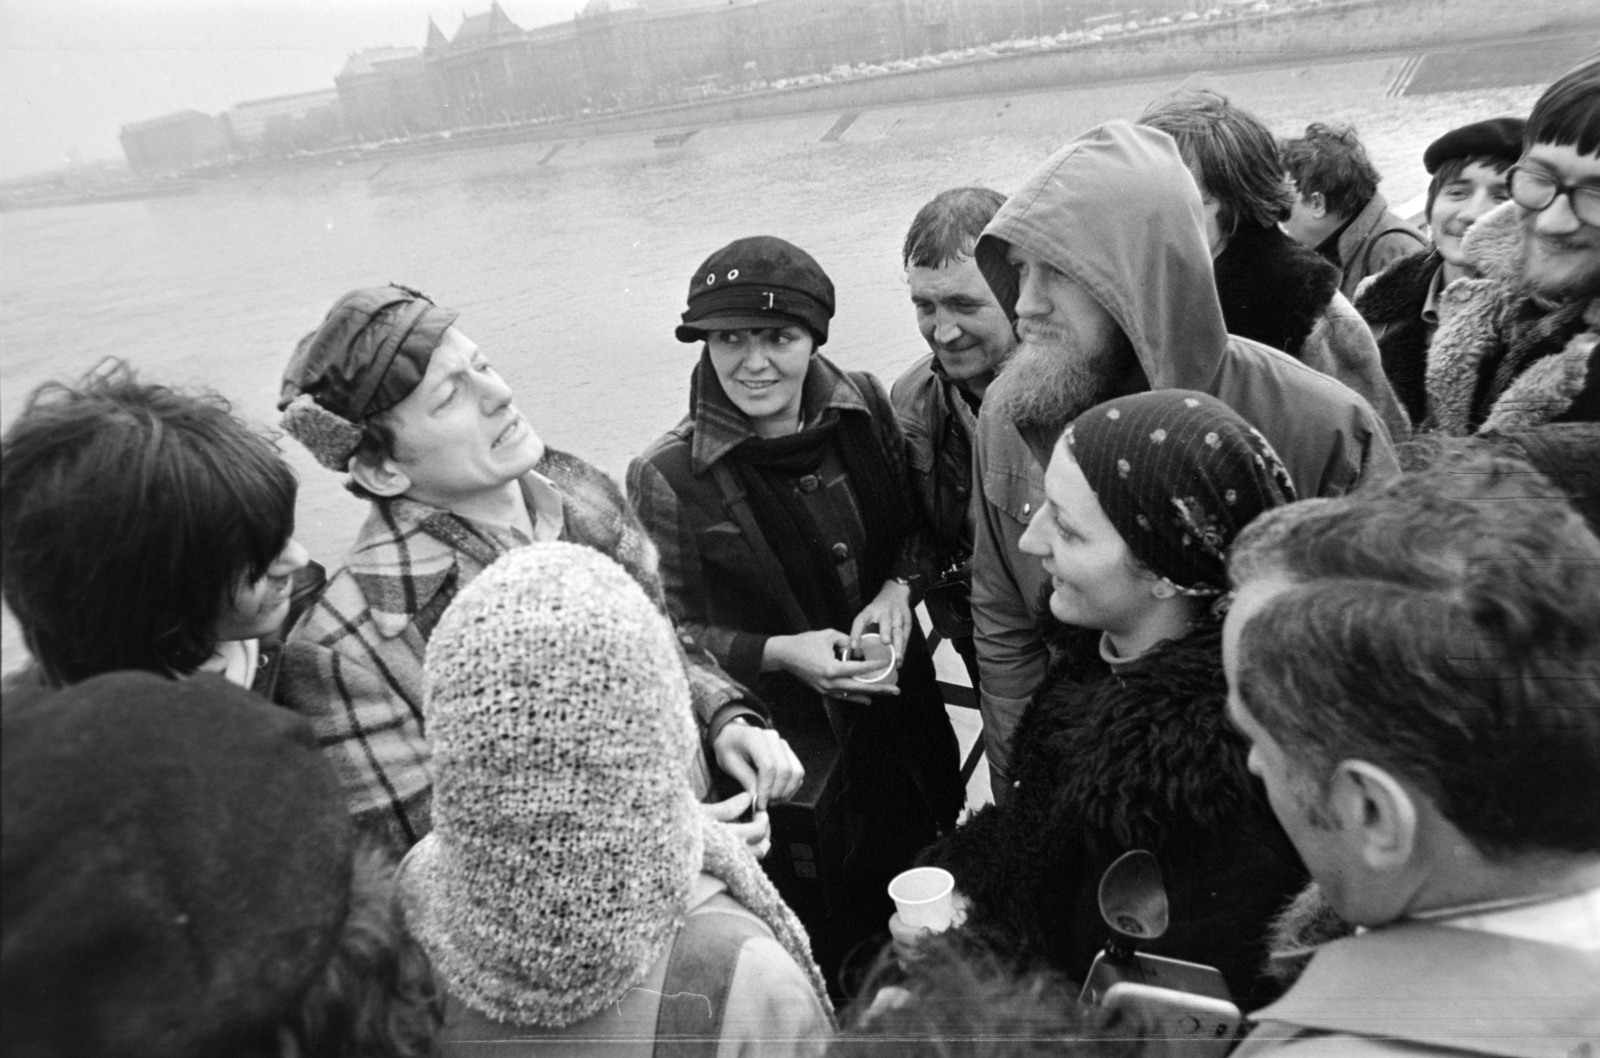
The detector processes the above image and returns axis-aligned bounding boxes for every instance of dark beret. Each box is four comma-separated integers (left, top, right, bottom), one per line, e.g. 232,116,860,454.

1423,117,1526,174
677,236,836,346
1,672,354,1058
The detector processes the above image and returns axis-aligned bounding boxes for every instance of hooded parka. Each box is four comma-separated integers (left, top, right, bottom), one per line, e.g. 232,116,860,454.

967,122,1399,791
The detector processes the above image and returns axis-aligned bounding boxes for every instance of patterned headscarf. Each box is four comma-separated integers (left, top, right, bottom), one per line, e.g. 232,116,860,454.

1063,390,1296,595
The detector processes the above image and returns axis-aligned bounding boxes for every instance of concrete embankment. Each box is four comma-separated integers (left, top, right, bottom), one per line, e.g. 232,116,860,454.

332,0,1596,164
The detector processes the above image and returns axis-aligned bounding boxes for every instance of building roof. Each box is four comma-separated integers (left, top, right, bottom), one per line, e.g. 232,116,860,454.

339,46,422,79
121,110,217,134
452,1,522,45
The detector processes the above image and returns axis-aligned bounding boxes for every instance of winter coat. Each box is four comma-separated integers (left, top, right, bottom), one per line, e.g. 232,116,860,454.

280,449,764,855
1216,221,1410,439
966,121,1399,790
1425,201,1600,434
627,355,964,985
1353,248,1445,427
920,625,1306,1008
1325,192,1427,301
891,352,980,574
1236,920,1600,1057
434,874,833,1058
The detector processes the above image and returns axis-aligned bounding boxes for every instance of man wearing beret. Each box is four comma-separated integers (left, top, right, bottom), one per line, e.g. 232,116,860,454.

1419,59,1600,433
277,285,802,855
1354,116,1524,425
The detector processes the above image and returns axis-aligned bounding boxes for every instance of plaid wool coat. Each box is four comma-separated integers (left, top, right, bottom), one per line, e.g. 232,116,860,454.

280,448,762,854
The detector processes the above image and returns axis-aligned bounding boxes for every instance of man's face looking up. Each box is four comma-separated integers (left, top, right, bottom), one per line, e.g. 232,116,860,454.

908,252,1016,397
378,327,546,508
1515,141,1600,300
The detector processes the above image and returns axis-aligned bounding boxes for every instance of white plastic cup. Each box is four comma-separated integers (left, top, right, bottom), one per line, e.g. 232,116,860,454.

854,632,898,686
889,866,957,931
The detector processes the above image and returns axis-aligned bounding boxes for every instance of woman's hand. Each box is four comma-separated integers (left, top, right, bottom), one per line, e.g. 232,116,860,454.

850,578,913,659
887,889,971,968
703,792,771,859
762,629,900,699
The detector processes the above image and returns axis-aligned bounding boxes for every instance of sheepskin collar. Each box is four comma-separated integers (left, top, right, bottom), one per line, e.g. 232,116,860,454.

1018,623,1253,849
1214,223,1340,359
1425,202,1599,434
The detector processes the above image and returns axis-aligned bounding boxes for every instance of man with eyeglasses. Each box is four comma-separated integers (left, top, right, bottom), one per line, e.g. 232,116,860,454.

1425,59,1600,434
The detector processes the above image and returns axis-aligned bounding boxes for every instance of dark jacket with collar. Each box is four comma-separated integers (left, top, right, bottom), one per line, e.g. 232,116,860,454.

890,351,980,575
628,354,964,985
1354,248,1445,427
919,624,1307,1007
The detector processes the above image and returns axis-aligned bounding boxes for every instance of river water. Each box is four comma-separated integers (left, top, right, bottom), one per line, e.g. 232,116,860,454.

0,56,1545,672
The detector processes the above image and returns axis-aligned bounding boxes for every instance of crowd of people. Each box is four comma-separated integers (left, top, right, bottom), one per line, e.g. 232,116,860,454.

3,57,1598,1058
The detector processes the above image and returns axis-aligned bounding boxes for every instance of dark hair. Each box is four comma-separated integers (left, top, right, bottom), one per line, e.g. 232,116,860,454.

0,360,297,683
1280,122,1380,219
1526,58,1600,156
903,187,1008,270
285,844,442,1058
1228,449,1600,858
1139,89,1296,234
1424,152,1516,224
345,408,402,502
831,933,1141,1058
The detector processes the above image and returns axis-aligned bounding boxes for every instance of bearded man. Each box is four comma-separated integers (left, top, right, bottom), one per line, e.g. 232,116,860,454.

967,121,1398,797
1423,59,1600,434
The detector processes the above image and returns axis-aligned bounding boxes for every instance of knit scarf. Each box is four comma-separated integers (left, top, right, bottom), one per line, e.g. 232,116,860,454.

697,813,833,1011
697,354,915,632
1472,294,1593,430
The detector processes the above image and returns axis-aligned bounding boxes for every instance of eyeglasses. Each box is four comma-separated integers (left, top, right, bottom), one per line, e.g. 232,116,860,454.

1507,165,1600,227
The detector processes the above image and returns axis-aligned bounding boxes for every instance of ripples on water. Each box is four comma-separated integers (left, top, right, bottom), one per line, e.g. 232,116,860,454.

0,57,1545,671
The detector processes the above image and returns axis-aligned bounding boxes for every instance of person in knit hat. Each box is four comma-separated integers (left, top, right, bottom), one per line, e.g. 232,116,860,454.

402,541,833,1056
276,284,801,855
1,671,440,1058
905,391,1308,1009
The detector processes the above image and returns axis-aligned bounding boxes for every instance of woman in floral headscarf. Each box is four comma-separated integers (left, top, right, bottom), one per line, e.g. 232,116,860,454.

901,390,1308,1008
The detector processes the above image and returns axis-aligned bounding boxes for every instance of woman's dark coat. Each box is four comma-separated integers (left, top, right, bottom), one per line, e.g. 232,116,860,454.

920,623,1307,1007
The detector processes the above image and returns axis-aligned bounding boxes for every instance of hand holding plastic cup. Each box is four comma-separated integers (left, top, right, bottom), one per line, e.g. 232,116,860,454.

888,866,958,931
837,632,898,687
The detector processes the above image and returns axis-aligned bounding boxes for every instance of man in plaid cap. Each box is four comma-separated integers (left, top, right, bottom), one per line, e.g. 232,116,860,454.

277,285,801,855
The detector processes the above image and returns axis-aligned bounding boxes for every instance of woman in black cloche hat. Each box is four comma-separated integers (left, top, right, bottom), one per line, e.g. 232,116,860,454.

627,235,964,999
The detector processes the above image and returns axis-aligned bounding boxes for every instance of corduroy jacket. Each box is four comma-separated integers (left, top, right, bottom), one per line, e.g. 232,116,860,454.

280,448,762,854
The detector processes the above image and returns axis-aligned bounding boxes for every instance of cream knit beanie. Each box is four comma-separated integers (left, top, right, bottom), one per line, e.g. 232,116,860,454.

400,542,828,1027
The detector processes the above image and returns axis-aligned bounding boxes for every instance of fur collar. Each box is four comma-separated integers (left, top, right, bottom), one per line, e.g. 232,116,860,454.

1214,223,1340,358
1353,248,1441,324
1017,624,1254,849
1426,203,1600,434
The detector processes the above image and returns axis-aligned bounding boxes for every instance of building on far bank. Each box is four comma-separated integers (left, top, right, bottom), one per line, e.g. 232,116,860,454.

336,46,440,143
119,111,231,175
225,88,344,160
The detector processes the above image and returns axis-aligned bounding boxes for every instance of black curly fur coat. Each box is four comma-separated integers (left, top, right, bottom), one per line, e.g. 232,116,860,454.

919,624,1307,1007
1353,248,1442,427
1213,222,1341,360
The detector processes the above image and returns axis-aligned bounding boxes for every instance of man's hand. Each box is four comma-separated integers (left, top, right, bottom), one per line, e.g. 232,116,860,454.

703,792,771,859
712,719,805,809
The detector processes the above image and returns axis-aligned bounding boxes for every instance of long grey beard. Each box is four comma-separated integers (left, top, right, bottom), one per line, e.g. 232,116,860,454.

1263,882,1355,986
987,334,1119,457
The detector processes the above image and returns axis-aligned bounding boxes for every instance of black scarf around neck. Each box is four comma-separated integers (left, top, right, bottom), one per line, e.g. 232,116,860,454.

694,355,916,632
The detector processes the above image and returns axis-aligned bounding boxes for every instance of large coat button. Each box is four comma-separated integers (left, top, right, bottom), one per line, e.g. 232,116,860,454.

831,542,850,562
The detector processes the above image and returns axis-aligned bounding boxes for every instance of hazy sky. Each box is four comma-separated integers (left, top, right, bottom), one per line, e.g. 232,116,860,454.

0,0,591,179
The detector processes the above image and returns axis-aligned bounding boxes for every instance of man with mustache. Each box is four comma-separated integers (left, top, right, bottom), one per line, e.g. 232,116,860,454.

1354,116,1524,426
891,187,1018,692
276,286,801,854
967,122,1398,798
1418,60,1600,434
